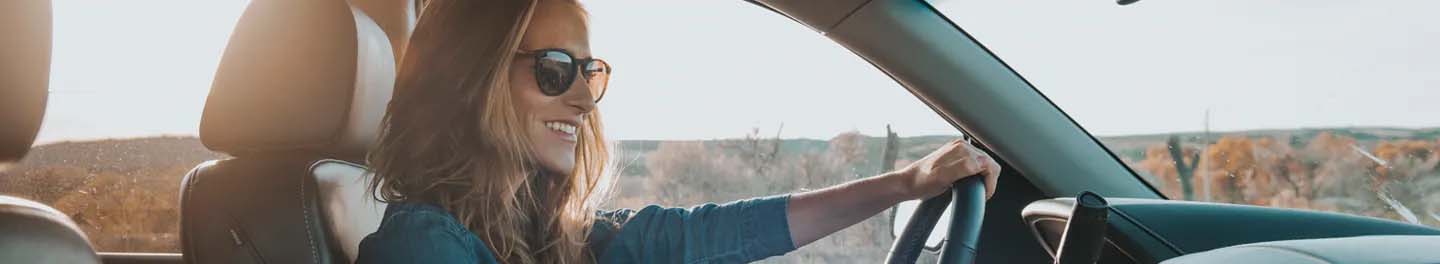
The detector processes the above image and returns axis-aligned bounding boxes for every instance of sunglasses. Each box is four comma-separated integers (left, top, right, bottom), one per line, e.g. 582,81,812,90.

519,48,612,103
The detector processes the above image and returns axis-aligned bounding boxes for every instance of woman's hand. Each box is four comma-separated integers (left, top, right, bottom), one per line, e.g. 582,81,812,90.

890,138,1001,200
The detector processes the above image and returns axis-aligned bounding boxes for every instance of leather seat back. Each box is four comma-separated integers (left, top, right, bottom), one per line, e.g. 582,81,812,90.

0,196,98,264
179,0,395,262
311,159,385,262
0,1,101,263
181,156,334,263
310,4,399,260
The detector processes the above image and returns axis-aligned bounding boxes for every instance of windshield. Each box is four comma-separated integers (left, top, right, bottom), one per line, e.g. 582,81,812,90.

934,1,1440,227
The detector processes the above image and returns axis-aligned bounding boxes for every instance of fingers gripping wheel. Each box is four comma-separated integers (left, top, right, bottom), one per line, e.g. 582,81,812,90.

887,183,954,264
886,175,987,264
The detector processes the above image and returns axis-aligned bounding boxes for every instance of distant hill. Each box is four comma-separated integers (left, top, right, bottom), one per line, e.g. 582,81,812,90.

7,127,1436,195
1099,127,1440,162
0,137,225,204
8,127,1436,195
0,134,946,199
11,137,226,172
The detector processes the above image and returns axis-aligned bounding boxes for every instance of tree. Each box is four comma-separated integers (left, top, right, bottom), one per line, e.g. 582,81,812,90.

719,126,784,177
1166,135,1200,200
874,125,901,245
642,142,747,205
827,130,867,179
1203,136,1261,205
880,125,900,174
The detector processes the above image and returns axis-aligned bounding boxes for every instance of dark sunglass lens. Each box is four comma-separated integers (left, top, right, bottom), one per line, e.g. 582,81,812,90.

535,51,574,96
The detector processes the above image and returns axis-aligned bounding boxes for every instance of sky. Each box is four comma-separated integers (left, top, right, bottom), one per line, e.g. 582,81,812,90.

33,0,1440,144
933,0,1440,135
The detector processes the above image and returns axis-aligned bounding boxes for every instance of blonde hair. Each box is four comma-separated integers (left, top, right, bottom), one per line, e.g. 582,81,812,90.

368,0,612,263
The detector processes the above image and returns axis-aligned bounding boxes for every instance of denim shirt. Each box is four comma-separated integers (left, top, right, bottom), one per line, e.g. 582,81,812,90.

355,195,797,263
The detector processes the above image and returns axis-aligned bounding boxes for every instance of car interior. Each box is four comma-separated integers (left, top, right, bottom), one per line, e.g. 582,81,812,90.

0,1,102,263
2,0,1439,263
752,1,1440,263
177,0,397,263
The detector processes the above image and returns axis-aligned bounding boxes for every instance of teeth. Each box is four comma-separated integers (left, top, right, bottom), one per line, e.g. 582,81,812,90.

544,121,578,137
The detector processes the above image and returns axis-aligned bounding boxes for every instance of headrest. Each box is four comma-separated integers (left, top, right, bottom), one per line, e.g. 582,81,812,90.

0,0,52,164
201,0,395,160
337,7,398,160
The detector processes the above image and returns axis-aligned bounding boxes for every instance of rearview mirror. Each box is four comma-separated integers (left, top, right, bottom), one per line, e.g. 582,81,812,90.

890,199,955,251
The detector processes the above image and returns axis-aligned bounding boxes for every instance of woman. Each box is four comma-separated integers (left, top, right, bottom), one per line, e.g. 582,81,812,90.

356,0,1001,263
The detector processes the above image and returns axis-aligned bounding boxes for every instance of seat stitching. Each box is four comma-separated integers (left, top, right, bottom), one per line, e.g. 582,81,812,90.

301,171,320,263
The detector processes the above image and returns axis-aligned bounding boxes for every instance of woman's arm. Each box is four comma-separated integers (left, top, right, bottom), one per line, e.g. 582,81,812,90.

600,139,998,262
786,139,1000,247
600,196,796,263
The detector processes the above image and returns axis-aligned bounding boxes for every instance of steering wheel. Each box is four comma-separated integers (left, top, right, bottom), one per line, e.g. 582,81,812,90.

885,175,987,264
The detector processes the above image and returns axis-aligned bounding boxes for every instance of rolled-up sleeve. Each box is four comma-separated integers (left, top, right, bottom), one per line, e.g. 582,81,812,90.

598,194,797,263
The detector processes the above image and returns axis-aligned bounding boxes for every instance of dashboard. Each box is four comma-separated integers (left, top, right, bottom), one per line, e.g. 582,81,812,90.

1021,198,1440,263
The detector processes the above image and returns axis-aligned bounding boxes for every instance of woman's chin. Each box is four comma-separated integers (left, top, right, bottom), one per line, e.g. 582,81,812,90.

536,156,576,176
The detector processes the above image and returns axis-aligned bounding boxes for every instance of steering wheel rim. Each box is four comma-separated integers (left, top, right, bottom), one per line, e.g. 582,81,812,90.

885,175,987,264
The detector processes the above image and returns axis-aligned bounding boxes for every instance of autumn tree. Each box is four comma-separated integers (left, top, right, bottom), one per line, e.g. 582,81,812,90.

1202,136,1264,204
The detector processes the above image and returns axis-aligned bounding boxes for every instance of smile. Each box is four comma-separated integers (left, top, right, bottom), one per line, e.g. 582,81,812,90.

544,121,578,141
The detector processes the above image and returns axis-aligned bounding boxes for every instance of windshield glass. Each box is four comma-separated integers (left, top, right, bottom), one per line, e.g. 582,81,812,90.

934,1,1440,227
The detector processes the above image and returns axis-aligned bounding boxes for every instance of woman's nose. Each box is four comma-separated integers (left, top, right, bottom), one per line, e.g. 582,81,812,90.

563,76,597,113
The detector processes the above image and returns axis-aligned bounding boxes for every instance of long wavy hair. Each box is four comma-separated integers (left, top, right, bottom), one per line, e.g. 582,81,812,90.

368,0,612,263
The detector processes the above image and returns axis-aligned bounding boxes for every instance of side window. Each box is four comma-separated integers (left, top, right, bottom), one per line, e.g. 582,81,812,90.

0,1,962,257
589,2,957,261
0,0,247,252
